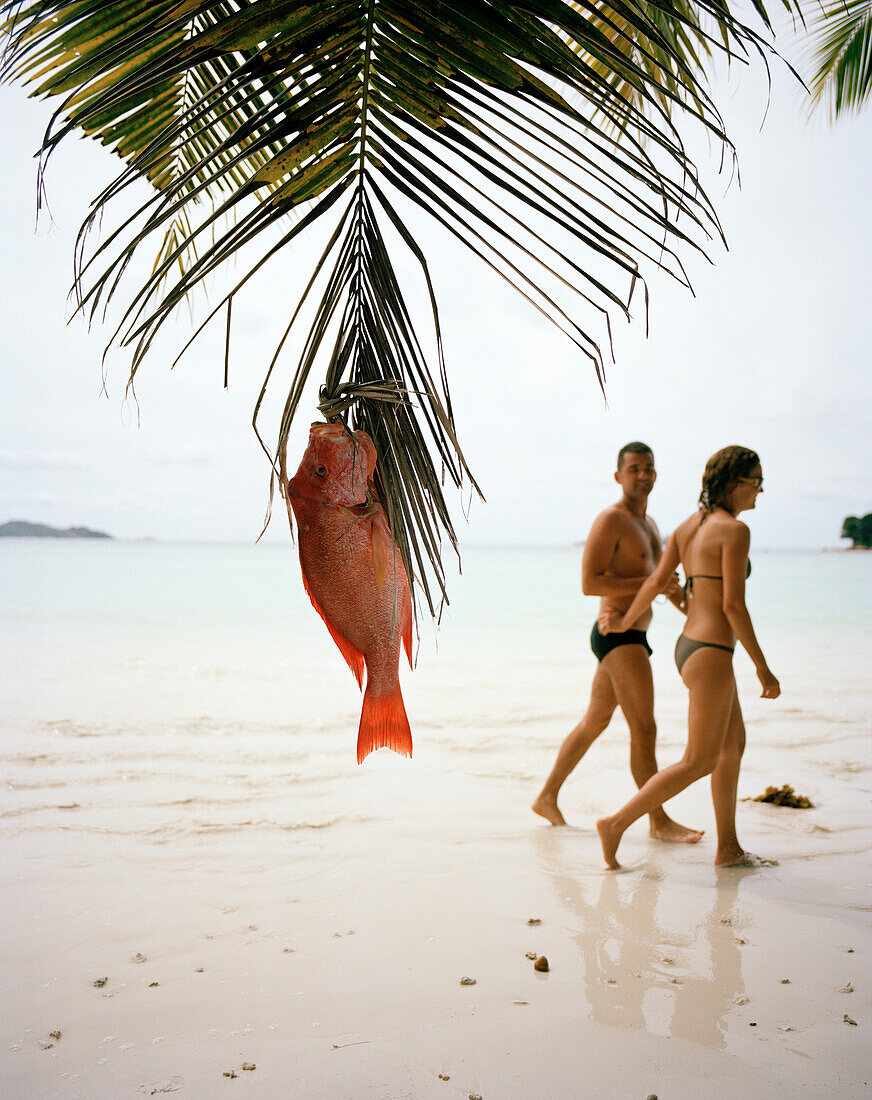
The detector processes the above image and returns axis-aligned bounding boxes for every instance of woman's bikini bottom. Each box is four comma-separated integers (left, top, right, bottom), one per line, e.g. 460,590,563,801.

674,633,734,676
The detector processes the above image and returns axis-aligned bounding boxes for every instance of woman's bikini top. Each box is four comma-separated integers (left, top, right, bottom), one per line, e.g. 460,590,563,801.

684,559,751,597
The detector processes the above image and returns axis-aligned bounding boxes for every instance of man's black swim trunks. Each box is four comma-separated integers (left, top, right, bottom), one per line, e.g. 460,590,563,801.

590,622,653,663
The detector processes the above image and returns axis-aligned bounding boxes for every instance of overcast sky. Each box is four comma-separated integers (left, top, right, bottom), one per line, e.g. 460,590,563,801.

1,24,870,553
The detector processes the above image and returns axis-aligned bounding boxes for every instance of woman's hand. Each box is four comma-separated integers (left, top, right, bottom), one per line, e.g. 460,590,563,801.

757,666,781,699
598,608,623,636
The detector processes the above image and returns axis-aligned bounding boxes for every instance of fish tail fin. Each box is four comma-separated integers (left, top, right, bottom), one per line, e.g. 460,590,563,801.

357,687,412,764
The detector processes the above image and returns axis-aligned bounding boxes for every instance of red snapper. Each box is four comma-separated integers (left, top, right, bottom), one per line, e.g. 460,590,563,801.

286,423,413,763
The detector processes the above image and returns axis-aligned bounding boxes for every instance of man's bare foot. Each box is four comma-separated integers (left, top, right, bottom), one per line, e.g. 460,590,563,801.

715,848,778,868
650,817,705,844
532,793,567,826
596,817,621,869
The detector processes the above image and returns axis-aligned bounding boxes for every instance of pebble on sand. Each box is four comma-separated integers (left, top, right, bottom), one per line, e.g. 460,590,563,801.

526,918,541,925
839,983,854,993
843,1014,857,1026
241,1062,256,1071
93,977,108,988
438,1072,450,1080
223,1070,237,1078
525,951,537,960
459,976,477,985
132,952,147,964
533,956,549,973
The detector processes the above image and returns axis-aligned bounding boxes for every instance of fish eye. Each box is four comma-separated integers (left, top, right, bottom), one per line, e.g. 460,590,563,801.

315,465,327,478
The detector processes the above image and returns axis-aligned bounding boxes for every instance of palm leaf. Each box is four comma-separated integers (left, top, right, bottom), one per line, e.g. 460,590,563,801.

801,0,872,118
1,0,792,616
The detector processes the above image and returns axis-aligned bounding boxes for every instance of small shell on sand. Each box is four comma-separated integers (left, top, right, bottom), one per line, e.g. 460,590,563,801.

526,918,541,925
223,1070,237,1078
241,1062,256,1071
49,1031,61,1041
93,977,108,988
843,1014,857,1026
780,978,791,984
525,952,537,960
459,976,477,985
131,953,147,964
533,956,549,972
438,1073,450,1080
839,983,854,993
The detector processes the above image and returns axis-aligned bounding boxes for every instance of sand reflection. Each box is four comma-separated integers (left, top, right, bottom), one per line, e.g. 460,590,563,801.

532,829,746,1048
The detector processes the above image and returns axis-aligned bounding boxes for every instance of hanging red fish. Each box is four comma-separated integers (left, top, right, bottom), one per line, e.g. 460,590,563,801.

286,423,413,763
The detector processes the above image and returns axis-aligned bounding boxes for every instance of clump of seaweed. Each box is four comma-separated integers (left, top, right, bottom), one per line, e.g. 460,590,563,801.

751,785,814,808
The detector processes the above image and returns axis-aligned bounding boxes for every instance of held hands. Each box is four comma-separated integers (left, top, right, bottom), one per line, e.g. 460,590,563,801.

664,572,683,603
757,666,781,699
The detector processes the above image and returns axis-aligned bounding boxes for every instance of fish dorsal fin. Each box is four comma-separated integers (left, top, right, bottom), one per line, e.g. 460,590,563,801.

299,558,365,690
402,613,413,670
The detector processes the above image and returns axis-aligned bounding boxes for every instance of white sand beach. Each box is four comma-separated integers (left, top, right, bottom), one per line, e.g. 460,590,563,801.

2,543,870,1098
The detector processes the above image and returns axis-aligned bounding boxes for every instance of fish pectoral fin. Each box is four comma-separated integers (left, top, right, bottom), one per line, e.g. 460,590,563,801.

357,687,412,764
299,563,365,690
371,514,392,593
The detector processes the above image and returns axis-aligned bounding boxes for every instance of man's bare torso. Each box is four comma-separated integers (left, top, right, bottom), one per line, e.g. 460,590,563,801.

596,504,662,628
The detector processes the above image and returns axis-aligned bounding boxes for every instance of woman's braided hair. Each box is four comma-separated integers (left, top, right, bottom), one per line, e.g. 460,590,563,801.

699,445,760,519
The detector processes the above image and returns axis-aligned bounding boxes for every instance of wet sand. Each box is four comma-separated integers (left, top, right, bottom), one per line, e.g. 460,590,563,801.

2,757,869,1099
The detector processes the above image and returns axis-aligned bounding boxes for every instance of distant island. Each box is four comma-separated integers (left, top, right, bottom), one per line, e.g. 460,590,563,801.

841,514,872,549
0,520,113,539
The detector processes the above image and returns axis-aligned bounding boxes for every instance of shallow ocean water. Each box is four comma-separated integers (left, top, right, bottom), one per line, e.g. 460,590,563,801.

1,540,869,865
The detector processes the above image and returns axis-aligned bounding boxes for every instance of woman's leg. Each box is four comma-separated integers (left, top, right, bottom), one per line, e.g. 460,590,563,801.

710,693,778,867
597,648,735,868
710,686,744,864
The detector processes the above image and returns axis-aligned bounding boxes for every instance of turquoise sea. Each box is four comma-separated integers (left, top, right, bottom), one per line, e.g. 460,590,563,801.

1,540,870,857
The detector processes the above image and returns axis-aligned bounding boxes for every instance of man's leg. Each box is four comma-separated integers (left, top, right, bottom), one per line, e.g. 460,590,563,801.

604,645,704,843
532,661,617,825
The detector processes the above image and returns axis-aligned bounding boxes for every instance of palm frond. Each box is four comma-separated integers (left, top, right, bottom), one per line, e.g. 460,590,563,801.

801,0,872,118
1,0,792,615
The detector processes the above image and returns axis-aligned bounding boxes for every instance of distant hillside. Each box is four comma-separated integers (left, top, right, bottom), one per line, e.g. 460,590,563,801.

0,520,112,540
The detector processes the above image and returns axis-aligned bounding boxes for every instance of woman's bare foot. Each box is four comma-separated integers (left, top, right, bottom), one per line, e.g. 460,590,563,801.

649,816,705,844
596,817,622,869
715,847,778,868
532,793,567,826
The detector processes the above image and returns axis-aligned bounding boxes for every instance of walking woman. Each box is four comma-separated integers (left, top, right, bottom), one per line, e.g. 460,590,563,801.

596,446,780,869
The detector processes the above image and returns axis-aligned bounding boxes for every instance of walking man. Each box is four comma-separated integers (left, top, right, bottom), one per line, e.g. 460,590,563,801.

532,442,703,842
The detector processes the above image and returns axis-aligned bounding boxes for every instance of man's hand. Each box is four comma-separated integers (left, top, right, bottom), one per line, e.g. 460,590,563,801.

664,572,683,603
